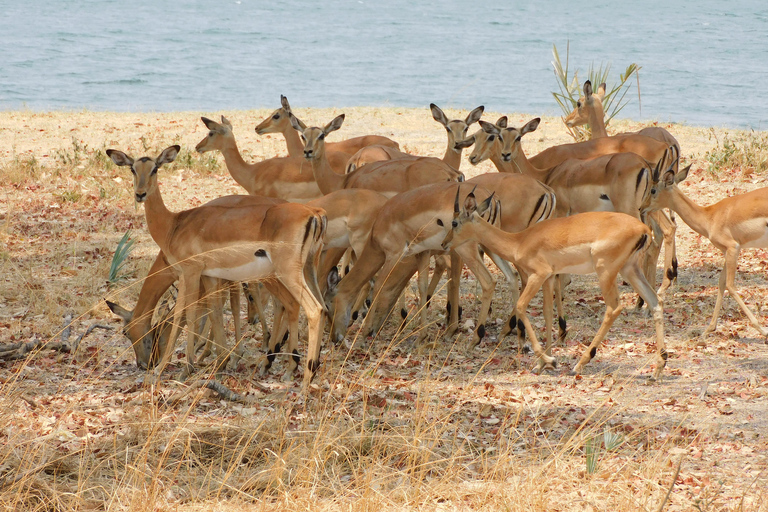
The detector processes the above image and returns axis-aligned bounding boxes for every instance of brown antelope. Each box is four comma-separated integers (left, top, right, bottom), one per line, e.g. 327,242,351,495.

564,79,681,298
325,177,554,350
345,103,484,173
107,145,327,388
255,95,400,159
195,116,322,202
645,164,768,338
290,113,463,197
442,192,667,379
105,194,286,370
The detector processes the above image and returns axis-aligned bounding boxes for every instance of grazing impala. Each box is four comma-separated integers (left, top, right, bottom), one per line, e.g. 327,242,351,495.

107,145,327,388
645,164,768,339
443,191,667,379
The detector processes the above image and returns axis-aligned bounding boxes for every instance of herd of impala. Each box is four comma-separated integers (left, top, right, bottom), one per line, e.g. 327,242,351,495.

105,83,768,389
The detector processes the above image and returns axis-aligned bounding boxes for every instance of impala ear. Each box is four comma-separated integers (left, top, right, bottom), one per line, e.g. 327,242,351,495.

324,114,345,135
463,192,478,213
496,116,508,129
584,80,593,98
466,105,485,126
289,114,306,132
280,94,291,113
479,120,500,135
430,103,449,126
521,118,540,136
676,164,692,184
156,145,180,167
106,149,134,167
220,115,232,128
661,169,677,187
476,192,495,216
200,117,219,130
597,83,607,100
105,300,132,322
326,267,341,291
455,137,475,150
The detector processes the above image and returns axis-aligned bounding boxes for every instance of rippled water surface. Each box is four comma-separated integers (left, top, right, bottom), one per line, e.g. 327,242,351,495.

2,0,767,128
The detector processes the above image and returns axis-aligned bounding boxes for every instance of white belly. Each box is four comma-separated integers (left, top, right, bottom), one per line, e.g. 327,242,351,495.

203,255,274,281
557,260,595,275
404,231,447,256
741,226,768,249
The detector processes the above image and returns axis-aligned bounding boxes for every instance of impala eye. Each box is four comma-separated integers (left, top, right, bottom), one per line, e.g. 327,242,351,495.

488,135,496,142
209,131,214,137
318,133,325,140
301,135,306,143
452,220,458,228
130,168,136,175
272,113,280,120
151,166,158,175
577,101,582,108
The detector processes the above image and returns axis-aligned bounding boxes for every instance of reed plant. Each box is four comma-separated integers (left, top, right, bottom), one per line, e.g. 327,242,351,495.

551,42,641,141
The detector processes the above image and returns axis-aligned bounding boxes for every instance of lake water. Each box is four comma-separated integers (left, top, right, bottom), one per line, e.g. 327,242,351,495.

2,0,767,129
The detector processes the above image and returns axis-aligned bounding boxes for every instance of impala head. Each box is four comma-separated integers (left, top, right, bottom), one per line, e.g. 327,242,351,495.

499,117,540,163
195,116,235,153
460,116,508,165
106,145,179,203
564,80,607,128
430,103,484,149
255,95,292,135
441,187,496,250
290,113,345,161
643,157,692,213
105,300,167,370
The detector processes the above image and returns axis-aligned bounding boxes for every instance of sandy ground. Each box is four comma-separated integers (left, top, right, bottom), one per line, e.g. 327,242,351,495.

1,107,767,510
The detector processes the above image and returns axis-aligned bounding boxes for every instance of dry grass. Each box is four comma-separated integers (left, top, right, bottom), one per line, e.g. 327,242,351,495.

1,109,767,511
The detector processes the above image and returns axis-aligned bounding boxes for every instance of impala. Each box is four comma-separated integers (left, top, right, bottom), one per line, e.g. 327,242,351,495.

345,103,484,172
645,164,768,338
255,94,400,159
564,79,681,298
443,191,667,379
107,145,327,388
195,116,322,202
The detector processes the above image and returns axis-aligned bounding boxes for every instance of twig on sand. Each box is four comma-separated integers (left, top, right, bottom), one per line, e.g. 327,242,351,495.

169,379,254,405
656,455,684,512
71,322,113,357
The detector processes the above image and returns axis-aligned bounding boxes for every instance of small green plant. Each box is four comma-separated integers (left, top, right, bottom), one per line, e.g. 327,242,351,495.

705,128,768,175
585,428,624,474
552,42,641,141
108,230,136,287
173,147,221,175
55,189,83,203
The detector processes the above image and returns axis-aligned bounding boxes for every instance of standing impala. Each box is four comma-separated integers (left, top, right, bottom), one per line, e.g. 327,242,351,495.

563,79,680,299
443,191,667,380
345,103,484,172
107,145,327,388
645,164,768,338
195,116,322,202
255,94,400,159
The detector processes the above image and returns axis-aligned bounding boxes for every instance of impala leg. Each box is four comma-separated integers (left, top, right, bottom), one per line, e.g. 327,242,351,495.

297,284,326,390
362,257,413,340
414,252,431,343
638,213,663,308
571,272,623,376
262,293,287,375
542,276,555,358
205,278,229,374
555,274,567,344
721,247,767,337
228,281,245,368
426,254,449,308
704,258,729,336
621,263,667,381
655,210,678,297
244,281,271,347
515,274,556,372
445,251,461,337
455,244,496,350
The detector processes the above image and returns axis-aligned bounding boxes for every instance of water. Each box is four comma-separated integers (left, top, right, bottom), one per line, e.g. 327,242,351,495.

2,0,767,129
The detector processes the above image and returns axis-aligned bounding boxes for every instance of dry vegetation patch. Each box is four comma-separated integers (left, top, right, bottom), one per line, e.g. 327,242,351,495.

0,109,767,510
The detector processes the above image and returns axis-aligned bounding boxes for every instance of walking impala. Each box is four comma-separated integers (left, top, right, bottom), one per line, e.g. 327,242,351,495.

442,190,667,379
645,164,768,338
107,145,327,388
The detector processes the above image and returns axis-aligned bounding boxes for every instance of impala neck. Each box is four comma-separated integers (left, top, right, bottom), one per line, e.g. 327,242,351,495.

143,182,177,253
507,144,549,181
662,188,714,240
218,138,257,192
280,124,305,157
443,135,462,170
310,145,346,194
489,151,516,173
588,100,608,138
459,218,522,265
